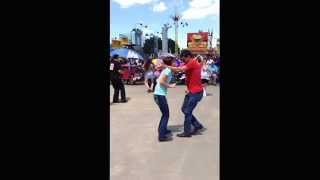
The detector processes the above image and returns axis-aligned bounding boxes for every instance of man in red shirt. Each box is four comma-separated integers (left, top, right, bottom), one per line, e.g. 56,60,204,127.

163,50,205,137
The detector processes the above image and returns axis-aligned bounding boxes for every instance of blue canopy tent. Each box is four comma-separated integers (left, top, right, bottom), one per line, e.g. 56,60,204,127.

110,48,143,60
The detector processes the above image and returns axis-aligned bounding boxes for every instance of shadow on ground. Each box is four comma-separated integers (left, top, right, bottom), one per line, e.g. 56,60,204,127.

167,124,184,133
110,97,131,105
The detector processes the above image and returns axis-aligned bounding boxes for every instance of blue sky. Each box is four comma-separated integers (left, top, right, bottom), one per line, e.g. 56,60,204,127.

110,0,220,48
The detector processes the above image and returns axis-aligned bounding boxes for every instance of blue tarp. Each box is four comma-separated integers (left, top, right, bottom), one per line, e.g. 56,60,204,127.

110,48,143,59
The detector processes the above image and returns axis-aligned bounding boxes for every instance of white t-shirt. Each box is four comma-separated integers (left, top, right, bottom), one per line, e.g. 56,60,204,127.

201,66,210,80
207,59,214,65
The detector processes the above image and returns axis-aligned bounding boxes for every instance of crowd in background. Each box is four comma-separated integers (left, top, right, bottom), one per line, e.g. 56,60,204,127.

109,53,220,101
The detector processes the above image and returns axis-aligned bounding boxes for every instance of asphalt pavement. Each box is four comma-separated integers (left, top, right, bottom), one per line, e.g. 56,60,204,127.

110,84,219,180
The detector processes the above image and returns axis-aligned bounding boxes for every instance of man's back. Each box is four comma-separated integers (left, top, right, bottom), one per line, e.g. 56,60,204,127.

184,59,203,93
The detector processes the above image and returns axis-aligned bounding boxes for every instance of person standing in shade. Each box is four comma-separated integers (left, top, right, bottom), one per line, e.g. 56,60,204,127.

110,54,127,103
161,49,205,137
153,58,176,142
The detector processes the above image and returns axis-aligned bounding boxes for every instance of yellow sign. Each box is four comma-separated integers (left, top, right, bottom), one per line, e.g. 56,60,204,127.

120,37,129,45
187,32,208,50
111,40,121,48
112,37,129,48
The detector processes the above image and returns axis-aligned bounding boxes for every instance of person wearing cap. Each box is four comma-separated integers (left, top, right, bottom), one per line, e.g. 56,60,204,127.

161,49,205,137
110,54,127,103
153,57,176,142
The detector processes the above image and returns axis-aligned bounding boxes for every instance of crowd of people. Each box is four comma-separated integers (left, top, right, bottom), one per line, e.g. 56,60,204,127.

109,53,220,100
140,53,220,94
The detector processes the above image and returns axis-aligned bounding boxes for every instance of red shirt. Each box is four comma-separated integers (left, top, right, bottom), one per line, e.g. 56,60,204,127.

183,59,203,93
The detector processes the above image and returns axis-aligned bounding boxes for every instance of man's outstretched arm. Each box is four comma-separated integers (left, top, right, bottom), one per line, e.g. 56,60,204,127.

161,64,187,73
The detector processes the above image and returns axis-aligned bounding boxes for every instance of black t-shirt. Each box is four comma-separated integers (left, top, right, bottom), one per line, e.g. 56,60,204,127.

110,60,122,79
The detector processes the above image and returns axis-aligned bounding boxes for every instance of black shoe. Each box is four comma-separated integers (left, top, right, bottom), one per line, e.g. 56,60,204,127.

119,100,127,103
191,130,202,135
113,100,120,103
177,132,192,138
158,136,173,142
165,131,172,137
192,127,207,135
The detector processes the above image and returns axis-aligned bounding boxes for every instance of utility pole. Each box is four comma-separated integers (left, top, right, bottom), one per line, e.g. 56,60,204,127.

171,6,180,55
170,0,188,55
208,29,214,49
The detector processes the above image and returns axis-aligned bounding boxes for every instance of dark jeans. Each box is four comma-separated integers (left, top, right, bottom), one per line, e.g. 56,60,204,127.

111,78,126,102
152,78,157,92
154,95,169,138
181,91,204,134
148,78,157,92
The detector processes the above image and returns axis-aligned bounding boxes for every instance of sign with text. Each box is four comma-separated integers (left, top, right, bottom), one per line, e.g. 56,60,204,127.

187,32,209,51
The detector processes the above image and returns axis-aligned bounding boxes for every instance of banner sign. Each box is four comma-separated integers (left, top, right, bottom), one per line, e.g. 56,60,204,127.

187,32,209,52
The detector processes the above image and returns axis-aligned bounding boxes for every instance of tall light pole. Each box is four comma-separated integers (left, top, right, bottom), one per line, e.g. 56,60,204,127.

171,7,180,56
208,29,213,49
170,4,188,55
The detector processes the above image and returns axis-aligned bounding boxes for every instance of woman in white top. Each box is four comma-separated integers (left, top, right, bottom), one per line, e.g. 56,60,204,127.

198,57,210,97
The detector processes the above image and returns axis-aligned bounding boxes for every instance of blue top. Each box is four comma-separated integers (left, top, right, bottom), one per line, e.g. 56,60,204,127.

154,68,173,96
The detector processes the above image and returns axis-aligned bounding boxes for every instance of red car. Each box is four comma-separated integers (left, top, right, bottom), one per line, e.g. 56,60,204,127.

121,64,143,85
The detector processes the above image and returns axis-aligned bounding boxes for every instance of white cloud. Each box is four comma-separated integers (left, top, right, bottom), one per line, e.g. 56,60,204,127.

112,0,154,8
182,0,219,20
153,2,167,12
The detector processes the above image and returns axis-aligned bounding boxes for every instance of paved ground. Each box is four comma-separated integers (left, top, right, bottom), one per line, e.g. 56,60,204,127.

110,84,219,180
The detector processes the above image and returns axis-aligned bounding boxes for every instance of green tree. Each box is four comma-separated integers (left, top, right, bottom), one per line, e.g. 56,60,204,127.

158,38,162,50
168,39,175,54
143,37,163,55
143,37,155,55
143,37,176,55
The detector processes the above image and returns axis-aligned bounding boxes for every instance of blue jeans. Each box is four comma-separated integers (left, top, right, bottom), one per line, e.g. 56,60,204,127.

154,95,170,138
181,91,204,134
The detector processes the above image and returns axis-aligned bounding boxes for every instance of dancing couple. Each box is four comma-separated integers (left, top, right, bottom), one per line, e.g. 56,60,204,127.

154,50,206,142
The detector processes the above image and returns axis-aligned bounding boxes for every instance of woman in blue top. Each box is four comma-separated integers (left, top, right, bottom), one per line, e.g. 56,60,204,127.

153,57,176,142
